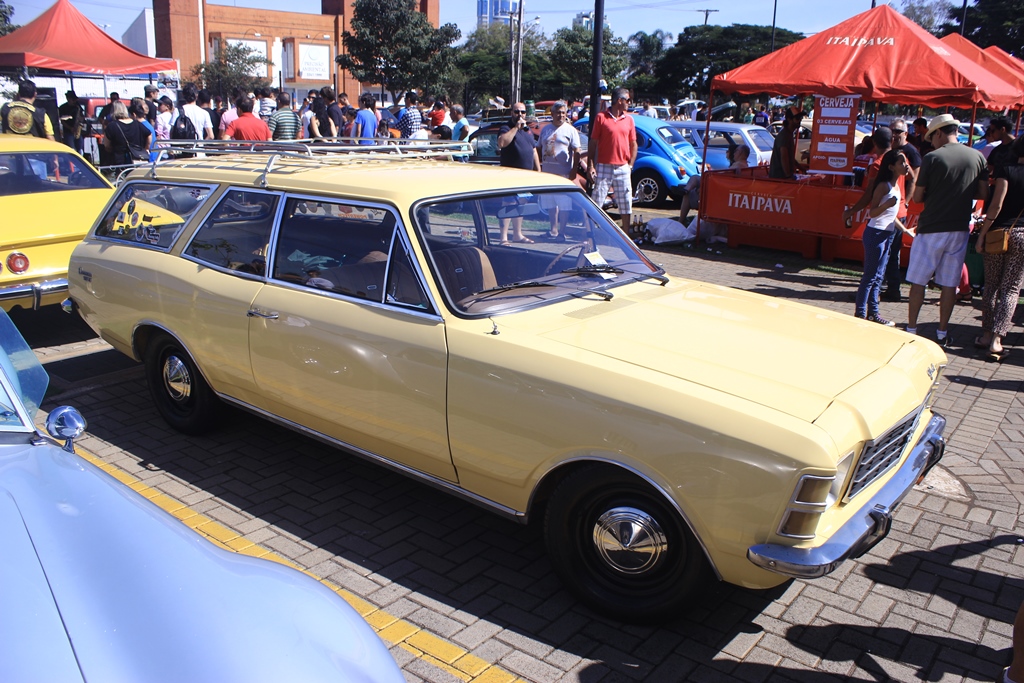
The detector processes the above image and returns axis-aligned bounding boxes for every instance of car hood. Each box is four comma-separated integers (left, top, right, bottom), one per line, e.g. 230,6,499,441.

525,280,910,423
0,440,402,683
1,189,113,247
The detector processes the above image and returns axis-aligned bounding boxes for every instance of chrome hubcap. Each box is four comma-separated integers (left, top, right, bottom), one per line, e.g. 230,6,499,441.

162,355,192,403
634,179,658,203
592,506,668,574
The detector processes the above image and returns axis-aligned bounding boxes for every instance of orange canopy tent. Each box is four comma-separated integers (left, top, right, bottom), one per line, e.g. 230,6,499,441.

710,4,1021,109
0,0,177,74
984,46,1024,87
941,34,1024,107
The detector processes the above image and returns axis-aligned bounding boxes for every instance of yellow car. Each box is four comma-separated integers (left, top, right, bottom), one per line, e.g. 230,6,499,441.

0,135,114,311
67,141,947,622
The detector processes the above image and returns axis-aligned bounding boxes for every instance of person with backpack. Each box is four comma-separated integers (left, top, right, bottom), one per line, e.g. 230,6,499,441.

2,80,55,140
172,83,213,141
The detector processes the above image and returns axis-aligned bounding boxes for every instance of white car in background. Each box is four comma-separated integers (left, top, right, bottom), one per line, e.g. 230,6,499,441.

670,121,775,169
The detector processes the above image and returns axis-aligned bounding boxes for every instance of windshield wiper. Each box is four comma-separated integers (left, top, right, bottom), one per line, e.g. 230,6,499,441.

460,279,613,305
561,264,624,276
630,271,669,285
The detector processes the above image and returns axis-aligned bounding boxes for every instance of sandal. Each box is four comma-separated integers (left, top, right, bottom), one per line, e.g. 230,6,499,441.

974,335,991,349
513,237,535,244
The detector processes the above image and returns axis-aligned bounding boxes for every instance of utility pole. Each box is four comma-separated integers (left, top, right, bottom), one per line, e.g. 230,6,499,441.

694,9,718,26
770,0,778,52
959,0,968,36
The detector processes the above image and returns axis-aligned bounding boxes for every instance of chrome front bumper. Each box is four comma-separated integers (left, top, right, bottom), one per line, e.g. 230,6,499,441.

0,278,69,310
747,413,946,579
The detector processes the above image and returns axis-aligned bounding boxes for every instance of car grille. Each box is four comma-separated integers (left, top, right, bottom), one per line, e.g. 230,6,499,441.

845,411,920,501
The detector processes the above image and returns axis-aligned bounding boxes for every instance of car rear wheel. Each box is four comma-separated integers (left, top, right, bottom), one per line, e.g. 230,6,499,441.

631,170,667,207
144,335,220,435
544,465,709,622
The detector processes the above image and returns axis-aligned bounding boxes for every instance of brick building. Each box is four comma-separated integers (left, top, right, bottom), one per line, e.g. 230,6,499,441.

152,0,440,98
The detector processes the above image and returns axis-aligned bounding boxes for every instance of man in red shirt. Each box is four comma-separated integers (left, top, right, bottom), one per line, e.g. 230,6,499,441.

587,88,637,230
222,97,270,141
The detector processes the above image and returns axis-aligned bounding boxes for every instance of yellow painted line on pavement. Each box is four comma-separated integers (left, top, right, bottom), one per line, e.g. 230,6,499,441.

73,446,526,683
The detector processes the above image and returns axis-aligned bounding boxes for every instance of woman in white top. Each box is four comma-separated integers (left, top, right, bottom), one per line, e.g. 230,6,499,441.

855,151,909,326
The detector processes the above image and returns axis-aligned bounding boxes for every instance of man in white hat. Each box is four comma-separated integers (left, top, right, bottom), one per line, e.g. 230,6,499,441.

905,113,989,346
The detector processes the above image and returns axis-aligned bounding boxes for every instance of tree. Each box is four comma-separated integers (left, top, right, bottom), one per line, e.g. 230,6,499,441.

900,0,954,34
937,0,1024,57
452,23,560,109
654,24,803,100
190,42,271,100
549,25,629,101
0,0,18,37
626,29,672,98
337,0,461,104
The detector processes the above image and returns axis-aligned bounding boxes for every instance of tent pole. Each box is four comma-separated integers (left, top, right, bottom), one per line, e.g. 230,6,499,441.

967,104,977,146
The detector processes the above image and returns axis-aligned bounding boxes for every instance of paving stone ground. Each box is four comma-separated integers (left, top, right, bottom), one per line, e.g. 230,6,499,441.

27,235,1024,683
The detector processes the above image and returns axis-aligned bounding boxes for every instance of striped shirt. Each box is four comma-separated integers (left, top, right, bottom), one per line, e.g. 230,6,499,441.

268,108,301,140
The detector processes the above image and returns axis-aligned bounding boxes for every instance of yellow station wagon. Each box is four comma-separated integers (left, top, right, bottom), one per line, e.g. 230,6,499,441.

0,135,114,311
67,141,947,621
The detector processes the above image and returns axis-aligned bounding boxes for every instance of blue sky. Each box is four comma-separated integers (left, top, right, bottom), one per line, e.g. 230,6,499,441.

11,0,890,47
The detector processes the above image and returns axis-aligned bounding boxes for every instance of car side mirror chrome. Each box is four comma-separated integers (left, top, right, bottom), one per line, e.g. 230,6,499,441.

46,406,87,453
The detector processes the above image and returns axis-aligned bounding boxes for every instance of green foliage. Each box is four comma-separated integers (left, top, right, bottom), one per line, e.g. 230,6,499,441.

936,0,1024,57
654,24,803,99
899,0,955,34
190,42,271,100
0,0,18,36
626,30,671,99
337,0,461,103
549,25,629,100
451,23,588,109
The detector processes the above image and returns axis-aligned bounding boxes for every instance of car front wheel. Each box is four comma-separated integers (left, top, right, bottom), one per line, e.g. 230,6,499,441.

544,465,709,622
144,334,220,435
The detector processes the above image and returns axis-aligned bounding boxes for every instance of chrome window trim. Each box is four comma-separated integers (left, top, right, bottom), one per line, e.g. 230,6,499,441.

261,277,443,323
0,360,33,433
178,187,285,278
90,180,221,253
268,192,442,317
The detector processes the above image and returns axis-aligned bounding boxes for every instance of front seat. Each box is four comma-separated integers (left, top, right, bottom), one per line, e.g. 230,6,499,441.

432,247,497,303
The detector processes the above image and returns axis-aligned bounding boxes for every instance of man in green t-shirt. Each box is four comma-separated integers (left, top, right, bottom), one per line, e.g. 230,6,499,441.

905,114,989,345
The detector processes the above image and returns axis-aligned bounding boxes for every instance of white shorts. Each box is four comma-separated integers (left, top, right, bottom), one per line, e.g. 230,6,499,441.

592,163,632,216
906,231,970,288
539,194,572,211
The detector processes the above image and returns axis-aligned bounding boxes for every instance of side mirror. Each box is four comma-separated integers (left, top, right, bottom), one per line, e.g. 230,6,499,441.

45,406,87,453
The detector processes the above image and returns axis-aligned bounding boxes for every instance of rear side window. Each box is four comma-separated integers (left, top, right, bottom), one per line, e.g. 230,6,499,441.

0,152,107,197
748,128,775,153
186,189,279,275
95,182,213,250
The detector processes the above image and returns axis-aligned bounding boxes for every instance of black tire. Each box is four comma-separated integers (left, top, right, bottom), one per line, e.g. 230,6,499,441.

631,170,667,207
544,466,710,622
144,335,220,435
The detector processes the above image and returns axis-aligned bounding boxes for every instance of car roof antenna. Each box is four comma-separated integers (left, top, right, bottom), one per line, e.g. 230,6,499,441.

488,318,500,335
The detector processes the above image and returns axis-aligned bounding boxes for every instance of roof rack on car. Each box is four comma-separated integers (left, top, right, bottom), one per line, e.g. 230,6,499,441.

137,139,473,186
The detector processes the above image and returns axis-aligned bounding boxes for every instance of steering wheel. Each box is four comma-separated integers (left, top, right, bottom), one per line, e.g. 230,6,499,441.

542,243,586,277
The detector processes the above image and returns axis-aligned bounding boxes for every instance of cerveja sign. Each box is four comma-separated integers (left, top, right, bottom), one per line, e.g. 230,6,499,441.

808,94,861,175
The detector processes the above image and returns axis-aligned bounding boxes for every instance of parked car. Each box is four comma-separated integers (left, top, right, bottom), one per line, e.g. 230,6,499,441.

0,307,403,682
467,119,544,165
575,114,701,206
957,122,985,145
0,135,114,312
675,99,705,120
670,121,775,169
68,142,947,622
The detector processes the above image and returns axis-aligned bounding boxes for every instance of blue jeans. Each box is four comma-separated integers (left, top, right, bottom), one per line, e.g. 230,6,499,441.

856,227,896,317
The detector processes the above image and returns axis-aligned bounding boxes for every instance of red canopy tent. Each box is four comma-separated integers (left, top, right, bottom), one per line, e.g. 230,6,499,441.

984,46,1024,88
710,4,1020,109
0,0,177,74
940,34,1024,107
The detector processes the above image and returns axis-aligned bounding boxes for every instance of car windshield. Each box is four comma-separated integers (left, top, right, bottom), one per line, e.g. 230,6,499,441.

0,152,108,197
747,128,776,152
0,310,48,430
414,189,663,315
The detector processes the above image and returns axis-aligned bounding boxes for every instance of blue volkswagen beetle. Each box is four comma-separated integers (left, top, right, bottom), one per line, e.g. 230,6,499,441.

575,113,701,207
0,309,403,683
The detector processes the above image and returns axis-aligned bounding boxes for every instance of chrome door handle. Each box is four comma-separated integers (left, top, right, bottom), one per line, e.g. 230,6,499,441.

247,309,279,319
